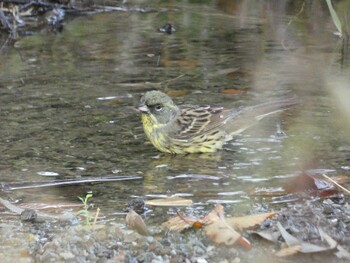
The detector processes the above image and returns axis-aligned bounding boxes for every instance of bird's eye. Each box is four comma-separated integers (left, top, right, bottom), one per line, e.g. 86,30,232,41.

154,104,163,111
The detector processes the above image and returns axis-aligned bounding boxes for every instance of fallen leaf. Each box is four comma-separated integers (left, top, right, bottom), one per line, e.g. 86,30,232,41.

318,228,337,249
251,230,280,243
276,222,337,255
318,228,350,259
203,204,252,249
126,210,148,236
284,172,338,197
145,197,193,207
275,245,301,257
301,243,334,253
335,244,350,259
276,222,300,246
226,212,276,231
162,214,200,232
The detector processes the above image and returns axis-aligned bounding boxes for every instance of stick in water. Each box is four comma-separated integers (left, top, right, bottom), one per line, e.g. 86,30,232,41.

322,174,350,195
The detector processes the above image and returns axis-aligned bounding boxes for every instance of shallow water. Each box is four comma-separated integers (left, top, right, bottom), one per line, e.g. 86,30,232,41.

1,0,350,259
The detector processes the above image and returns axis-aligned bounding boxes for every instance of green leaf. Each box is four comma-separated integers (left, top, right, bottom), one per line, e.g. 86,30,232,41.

326,0,343,36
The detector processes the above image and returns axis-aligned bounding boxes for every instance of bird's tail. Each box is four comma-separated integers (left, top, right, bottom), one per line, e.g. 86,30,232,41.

224,96,298,136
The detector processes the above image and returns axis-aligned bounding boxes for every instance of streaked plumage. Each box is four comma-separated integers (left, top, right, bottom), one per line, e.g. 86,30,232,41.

138,91,296,154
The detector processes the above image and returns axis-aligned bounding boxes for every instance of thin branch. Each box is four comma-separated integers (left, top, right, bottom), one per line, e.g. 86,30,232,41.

1,175,142,191
92,207,100,227
322,174,350,195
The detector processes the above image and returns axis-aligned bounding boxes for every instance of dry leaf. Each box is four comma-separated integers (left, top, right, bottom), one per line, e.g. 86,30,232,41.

126,210,148,236
226,212,276,231
318,228,337,249
276,222,300,246
335,245,350,259
203,204,252,249
145,197,193,207
162,214,200,232
284,172,338,197
251,230,280,243
277,222,337,255
275,245,301,257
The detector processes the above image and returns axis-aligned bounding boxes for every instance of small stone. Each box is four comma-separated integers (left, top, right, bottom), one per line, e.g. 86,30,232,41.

20,210,37,222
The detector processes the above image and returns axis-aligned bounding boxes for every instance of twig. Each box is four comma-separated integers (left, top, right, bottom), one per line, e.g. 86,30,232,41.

0,34,11,53
1,175,142,191
115,74,186,89
156,55,161,67
322,174,350,195
92,207,100,227
287,1,305,27
281,1,305,50
162,74,186,84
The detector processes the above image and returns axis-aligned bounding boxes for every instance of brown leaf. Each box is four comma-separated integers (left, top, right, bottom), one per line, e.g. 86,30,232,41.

162,214,200,232
126,210,148,236
284,172,338,197
203,204,252,249
145,197,193,207
226,212,277,231
205,220,242,246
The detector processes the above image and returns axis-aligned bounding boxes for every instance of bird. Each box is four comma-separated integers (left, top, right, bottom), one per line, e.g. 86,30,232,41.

138,90,296,154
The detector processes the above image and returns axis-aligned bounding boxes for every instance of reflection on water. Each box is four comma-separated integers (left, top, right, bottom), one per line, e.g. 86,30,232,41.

0,1,350,220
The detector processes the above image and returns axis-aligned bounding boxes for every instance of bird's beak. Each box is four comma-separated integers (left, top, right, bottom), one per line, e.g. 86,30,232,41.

138,104,149,114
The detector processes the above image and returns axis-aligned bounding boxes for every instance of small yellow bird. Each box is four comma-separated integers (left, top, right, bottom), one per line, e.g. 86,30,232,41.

138,91,296,154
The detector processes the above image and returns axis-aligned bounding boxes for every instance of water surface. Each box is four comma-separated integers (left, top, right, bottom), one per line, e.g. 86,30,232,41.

1,0,350,226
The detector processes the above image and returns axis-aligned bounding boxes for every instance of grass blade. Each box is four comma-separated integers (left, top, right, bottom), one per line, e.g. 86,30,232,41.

326,0,343,36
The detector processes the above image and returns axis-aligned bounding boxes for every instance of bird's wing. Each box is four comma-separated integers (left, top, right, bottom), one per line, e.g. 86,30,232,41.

174,97,297,140
174,105,234,139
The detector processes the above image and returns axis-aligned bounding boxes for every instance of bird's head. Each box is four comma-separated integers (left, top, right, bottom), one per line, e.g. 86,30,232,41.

138,91,179,126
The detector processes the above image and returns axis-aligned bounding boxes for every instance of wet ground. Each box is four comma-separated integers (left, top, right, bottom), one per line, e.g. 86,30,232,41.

0,0,350,262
